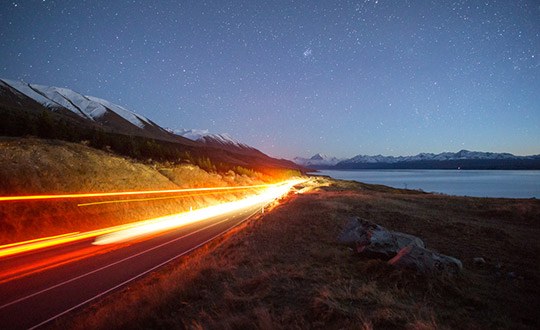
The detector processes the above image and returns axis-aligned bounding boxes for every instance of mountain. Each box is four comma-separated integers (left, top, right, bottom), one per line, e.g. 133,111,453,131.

335,150,540,170
0,78,191,144
174,129,257,153
293,153,343,168
0,78,304,173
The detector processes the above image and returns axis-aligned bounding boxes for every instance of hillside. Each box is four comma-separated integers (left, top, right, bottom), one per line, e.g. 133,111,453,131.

0,137,279,245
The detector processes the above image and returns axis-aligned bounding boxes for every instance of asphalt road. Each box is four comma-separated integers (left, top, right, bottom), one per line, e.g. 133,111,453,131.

0,202,267,329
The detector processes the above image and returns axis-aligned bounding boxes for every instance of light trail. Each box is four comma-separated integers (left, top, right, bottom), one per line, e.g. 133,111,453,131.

77,189,251,207
0,179,304,258
0,232,79,249
93,179,304,245
0,183,277,202
0,225,137,258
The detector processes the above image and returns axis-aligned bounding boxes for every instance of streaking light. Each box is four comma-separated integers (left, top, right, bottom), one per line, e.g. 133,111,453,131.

93,179,304,245
0,232,79,250
77,190,250,207
0,224,139,258
0,180,304,258
0,184,277,202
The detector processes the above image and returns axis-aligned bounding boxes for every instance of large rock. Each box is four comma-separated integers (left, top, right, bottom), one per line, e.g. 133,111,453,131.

339,217,425,260
339,217,462,275
388,245,463,274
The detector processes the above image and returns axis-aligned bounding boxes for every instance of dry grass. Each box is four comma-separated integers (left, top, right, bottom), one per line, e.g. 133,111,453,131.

58,177,540,329
0,137,266,244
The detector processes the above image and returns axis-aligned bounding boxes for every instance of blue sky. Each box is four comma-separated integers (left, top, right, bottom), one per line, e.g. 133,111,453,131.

1,0,539,158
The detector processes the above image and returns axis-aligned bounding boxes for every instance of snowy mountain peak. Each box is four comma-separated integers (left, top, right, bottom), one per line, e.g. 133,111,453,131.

293,153,343,168
174,128,210,141
1,78,152,129
310,153,327,160
174,129,254,150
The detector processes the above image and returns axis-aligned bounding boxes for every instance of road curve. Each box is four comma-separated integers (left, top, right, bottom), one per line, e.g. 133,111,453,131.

0,202,268,329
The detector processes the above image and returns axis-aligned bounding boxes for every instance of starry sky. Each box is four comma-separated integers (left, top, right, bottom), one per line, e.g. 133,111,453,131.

1,1,539,159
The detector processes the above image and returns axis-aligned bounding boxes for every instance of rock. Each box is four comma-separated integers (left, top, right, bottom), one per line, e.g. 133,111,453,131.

338,217,378,245
388,245,463,275
339,217,425,260
473,257,486,265
339,217,462,275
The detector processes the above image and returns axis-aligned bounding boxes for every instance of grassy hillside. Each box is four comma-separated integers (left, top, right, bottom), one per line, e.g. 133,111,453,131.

0,137,280,244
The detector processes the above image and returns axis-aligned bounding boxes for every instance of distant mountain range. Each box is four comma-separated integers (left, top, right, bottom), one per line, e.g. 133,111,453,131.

294,150,540,170
0,78,303,172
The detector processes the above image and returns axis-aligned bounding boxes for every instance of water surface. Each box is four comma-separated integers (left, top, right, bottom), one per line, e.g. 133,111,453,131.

316,169,540,198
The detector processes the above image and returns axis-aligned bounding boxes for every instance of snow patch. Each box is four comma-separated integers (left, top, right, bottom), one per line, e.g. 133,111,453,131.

175,129,251,149
85,95,149,128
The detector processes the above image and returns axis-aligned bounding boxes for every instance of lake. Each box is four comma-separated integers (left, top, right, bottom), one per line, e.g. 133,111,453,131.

316,169,540,198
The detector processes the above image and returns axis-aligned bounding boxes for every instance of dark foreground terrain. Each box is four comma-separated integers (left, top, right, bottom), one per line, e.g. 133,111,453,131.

59,177,540,329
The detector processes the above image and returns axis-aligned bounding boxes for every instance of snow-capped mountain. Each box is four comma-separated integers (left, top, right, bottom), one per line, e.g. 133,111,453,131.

0,78,182,143
342,150,535,164
175,129,255,151
1,79,153,127
335,150,540,170
294,149,540,170
0,78,261,152
293,153,343,168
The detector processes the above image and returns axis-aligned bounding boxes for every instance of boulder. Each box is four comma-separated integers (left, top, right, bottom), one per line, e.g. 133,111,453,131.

339,217,463,275
388,245,463,274
339,217,425,260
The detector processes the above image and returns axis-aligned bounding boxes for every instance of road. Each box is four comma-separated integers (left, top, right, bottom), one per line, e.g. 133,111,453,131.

0,200,271,329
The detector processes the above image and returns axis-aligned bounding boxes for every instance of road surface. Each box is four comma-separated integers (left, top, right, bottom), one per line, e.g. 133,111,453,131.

0,201,270,329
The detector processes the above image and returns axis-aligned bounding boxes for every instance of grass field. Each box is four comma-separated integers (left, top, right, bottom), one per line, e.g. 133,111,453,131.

59,177,540,329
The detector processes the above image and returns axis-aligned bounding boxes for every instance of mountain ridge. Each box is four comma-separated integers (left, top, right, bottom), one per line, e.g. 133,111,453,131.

294,150,540,170
173,128,258,154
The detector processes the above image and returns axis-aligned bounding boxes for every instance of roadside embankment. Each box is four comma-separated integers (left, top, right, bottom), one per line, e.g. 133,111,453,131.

0,137,275,244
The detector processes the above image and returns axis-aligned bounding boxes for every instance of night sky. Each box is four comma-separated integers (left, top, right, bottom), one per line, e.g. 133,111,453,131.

1,1,539,158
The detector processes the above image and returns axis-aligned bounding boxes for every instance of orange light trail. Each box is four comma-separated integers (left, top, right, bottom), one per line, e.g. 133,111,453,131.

0,184,277,202
0,225,137,258
93,179,304,245
0,179,305,258
76,189,254,207
0,232,79,249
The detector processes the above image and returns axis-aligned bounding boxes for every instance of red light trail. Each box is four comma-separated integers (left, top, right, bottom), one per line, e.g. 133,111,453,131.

0,184,277,202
